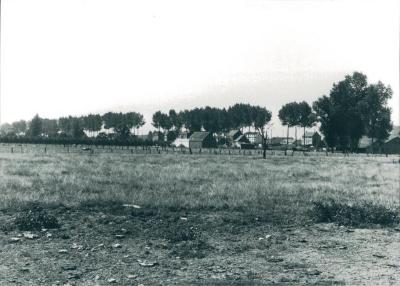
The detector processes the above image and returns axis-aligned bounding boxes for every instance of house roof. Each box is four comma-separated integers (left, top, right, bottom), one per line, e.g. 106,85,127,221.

234,134,249,142
387,126,400,142
227,130,241,137
189,131,210,141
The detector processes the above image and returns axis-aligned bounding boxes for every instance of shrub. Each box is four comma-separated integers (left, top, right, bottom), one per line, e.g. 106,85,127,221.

15,202,60,231
164,224,198,243
312,199,399,227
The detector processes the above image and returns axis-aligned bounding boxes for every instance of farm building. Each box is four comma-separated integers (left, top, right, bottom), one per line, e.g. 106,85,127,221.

358,136,374,153
382,137,400,154
382,126,400,154
226,130,242,143
189,132,217,149
232,134,251,148
172,138,190,148
293,139,302,146
302,131,321,146
270,137,294,146
245,132,263,146
357,126,400,154
171,131,193,148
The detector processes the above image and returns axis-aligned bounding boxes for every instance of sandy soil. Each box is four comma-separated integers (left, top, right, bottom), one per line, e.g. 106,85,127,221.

1,206,400,286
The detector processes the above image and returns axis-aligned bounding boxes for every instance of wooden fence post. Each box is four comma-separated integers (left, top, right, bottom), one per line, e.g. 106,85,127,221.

11,147,13,153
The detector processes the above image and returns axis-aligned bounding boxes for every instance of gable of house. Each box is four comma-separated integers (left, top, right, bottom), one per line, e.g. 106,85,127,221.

227,130,242,141
235,134,250,143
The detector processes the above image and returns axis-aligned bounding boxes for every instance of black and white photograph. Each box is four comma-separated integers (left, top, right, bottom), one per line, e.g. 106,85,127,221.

0,0,399,285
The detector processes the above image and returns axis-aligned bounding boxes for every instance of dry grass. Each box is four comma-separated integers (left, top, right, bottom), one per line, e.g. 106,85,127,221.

0,150,399,225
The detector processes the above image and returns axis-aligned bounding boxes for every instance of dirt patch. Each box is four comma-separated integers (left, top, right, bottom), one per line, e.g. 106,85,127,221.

0,204,400,285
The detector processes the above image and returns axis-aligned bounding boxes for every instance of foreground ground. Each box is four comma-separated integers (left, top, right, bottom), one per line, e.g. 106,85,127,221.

0,150,399,285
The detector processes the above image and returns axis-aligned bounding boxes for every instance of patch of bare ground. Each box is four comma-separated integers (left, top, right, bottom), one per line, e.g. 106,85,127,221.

1,203,400,285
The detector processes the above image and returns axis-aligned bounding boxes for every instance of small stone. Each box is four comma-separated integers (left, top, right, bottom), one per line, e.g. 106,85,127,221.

126,274,137,279
122,204,141,209
115,234,125,239
180,217,188,221
10,237,21,243
112,243,122,248
23,232,38,239
46,233,53,238
138,260,158,267
373,253,386,259
94,275,100,280
107,278,117,283
58,249,68,254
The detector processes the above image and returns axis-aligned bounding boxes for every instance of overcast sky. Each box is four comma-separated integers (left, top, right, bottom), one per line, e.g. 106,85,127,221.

1,0,399,135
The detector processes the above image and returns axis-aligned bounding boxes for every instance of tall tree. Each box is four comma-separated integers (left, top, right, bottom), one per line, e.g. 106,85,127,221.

58,117,73,135
297,101,316,146
12,120,27,134
168,109,182,131
83,114,103,137
313,72,392,152
152,111,163,132
278,102,300,151
313,96,338,152
252,106,272,159
358,82,393,151
42,119,59,137
330,72,368,151
28,114,43,137
71,117,85,139
0,123,15,136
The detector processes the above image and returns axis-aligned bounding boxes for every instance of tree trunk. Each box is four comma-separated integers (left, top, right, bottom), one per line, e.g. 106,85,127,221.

303,126,306,147
263,137,266,159
371,137,374,154
285,126,289,156
261,129,267,159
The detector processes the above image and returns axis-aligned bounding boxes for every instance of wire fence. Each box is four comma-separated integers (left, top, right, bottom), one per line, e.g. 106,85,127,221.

0,143,398,160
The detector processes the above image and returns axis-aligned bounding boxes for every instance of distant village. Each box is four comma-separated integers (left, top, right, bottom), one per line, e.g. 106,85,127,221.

0,72,399,154
139,127,400,154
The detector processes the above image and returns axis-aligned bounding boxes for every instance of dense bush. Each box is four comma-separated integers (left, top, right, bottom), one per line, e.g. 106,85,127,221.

312,199,399,226
15,203,60,231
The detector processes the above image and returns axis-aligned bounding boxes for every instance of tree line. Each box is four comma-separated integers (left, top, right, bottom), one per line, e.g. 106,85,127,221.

0,72,393,155
0,112,145,141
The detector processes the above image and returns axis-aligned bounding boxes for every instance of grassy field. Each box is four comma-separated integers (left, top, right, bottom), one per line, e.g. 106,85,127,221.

0,150,399,221
0,149,400,285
